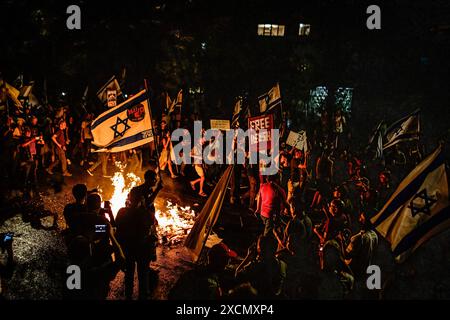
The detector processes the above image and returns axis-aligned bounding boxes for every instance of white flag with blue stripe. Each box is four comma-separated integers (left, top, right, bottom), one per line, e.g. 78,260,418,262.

168,89,182,115
231,98,242,128
258,83,282,113
91,90,154,153
371,146,449,262
383,109,420,150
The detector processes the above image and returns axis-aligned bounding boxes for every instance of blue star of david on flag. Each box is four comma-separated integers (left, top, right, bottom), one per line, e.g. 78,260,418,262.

110,116,131,138
408,189,437,217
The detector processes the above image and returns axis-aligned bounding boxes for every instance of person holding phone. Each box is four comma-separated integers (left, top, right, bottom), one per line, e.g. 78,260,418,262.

69,193,125,299
100,200,116,227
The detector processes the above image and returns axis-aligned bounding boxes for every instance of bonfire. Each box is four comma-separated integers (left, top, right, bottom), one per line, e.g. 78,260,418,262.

102,165,196,246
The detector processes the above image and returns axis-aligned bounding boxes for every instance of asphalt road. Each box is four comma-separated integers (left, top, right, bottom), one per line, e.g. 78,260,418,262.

0,162,258,300
4,161,450,299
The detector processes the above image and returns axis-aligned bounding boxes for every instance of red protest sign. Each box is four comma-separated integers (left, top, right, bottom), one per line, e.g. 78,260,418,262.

248,114,274,152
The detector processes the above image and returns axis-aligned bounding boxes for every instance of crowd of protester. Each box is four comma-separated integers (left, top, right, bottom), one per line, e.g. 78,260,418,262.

0,102,204,192
168,106,426,300
0,94,430,300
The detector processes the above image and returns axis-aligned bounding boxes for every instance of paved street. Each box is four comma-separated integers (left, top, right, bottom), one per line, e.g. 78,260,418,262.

0,162,260,300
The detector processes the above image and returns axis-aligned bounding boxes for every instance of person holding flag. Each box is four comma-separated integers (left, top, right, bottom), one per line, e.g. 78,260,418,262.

116,169,162,300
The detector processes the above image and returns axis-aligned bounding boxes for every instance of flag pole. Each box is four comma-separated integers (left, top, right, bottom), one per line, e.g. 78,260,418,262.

144,79,162,179
277,82,285,139
6,96,10,117
177,89,182,129
81,85,88,114
43,77,48,107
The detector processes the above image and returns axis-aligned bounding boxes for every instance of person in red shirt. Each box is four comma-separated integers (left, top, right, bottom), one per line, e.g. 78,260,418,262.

255,175,289,236
47,120,72,176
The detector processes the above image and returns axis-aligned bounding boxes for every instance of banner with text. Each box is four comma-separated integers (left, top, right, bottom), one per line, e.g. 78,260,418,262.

248,114,274,152
210,119,230,131
286,130,308,152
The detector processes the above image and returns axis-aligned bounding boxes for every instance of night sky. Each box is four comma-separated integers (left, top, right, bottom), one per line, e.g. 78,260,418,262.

1,0,449,145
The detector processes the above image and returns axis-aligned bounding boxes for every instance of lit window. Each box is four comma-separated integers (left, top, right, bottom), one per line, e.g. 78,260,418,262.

257,24,285,37
299,23,311,36
189,87,204,94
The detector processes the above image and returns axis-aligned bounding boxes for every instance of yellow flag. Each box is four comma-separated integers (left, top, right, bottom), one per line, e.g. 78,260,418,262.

5,82,23,109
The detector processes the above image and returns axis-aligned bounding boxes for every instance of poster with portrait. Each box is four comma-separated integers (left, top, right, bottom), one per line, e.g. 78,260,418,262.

107,89,117,108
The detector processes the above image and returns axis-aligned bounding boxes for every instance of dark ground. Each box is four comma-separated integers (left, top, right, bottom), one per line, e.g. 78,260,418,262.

0,160,259,300
2,159,450,299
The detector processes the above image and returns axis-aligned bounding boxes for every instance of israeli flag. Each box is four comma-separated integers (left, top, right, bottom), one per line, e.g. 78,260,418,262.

371,146,449,262
91,90,154,153
258,83,282,113
383,109,420,150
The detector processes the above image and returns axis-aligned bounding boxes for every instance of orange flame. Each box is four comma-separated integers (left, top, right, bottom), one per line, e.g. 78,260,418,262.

109,171,142,217
155,201,196,243
105,168,196,244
